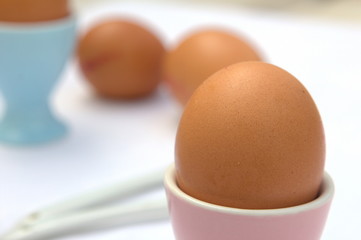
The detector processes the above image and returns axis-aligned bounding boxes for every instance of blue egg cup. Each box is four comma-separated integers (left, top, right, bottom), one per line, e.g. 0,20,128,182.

0,16,76,145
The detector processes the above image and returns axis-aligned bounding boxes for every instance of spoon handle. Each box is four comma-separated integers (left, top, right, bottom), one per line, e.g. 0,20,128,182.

20,169,165,227
2,198,169,240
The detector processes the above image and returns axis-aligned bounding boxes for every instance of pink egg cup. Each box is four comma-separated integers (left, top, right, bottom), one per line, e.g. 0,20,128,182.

164,164,334,240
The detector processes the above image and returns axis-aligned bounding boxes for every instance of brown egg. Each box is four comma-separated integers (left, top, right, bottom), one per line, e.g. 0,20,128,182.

163,29,262,105
0,0,69,22
175,62,325,209
77,19,165,99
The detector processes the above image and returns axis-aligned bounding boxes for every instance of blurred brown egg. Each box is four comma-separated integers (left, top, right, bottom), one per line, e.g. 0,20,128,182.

0,0,69,22
77,19,165,99
163,29,262,105
175,62,325,209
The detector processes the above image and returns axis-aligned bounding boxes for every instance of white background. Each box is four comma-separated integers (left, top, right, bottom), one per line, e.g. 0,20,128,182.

1,2,360,239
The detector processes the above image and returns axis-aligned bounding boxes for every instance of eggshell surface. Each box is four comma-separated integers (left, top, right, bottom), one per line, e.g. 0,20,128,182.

175,62,325,209
163,29,262,105
0,0,69,22
77,19,165,99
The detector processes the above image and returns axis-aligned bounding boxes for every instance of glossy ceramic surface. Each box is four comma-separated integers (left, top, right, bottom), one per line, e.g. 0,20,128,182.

164,165,334,240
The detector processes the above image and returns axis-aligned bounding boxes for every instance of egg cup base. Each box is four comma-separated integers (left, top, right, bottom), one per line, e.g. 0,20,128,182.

0,116,67,145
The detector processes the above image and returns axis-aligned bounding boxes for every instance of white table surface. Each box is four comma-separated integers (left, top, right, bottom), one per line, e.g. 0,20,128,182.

1,2,361,240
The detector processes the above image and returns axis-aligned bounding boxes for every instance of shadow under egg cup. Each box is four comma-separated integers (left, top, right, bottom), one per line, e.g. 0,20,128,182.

0,16,76,145
164,165,334,240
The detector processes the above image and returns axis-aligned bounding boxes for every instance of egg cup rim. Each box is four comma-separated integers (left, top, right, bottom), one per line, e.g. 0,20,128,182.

164,164,334,216
0,14,76,32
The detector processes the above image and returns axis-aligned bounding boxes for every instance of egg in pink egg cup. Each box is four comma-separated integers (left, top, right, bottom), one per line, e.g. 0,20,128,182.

164,62,334,240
